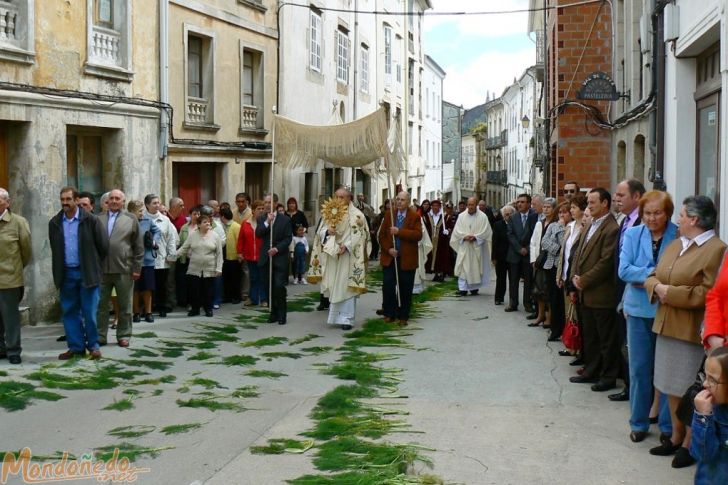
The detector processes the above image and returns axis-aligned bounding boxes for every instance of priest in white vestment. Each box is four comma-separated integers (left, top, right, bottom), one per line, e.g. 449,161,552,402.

315,188,369,330
450,197,493,295
413,217,433,294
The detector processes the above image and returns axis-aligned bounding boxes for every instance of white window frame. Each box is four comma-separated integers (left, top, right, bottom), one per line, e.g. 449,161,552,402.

395,34,402,84
84,0,132,81
384,24,392,83
0,0,35,64
309,9,322,72
360,44,369,94
183,24,218,129
336,28,349,84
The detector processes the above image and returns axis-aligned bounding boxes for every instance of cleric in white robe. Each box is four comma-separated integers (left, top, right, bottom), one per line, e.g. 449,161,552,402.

413,217,433,294
449,197,493,295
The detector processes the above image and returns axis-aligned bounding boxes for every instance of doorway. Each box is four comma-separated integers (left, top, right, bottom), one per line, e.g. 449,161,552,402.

244,162,270,203
696,93,720,205
173,162,217,208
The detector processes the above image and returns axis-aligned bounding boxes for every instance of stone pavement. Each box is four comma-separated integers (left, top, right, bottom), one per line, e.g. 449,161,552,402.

0,273,694,484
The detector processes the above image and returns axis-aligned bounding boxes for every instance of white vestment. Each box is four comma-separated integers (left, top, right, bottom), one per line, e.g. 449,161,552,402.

413,217,433,294
318,203,368,326
450,210,493,291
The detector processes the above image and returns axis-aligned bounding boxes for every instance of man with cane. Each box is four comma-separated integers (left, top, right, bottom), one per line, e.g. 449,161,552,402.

379,191,422,326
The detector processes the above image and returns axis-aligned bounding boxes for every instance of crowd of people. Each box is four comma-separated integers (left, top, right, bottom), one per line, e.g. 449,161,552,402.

1,180,727,481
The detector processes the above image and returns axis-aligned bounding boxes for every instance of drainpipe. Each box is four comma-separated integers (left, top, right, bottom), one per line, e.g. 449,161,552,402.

650,0,667,190
542,0,551,196
159,0,169,193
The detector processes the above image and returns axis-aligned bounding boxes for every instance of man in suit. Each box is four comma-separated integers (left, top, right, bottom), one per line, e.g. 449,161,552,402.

609,179,646,401
505,193,537,312
569,188,621,392
379,191,423,326
256,193,292,325
492,205,514,305
96,189,144,348
49,187,108,359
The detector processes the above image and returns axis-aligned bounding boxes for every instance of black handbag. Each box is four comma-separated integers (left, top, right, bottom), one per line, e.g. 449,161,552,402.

676,356,707,425
535,249,548,269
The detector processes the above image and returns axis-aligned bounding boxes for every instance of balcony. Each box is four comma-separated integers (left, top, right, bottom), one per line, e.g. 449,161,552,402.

187,97,209,124
534,30,545,82
486,170,509,186
241,104,259,130
0,1,19,45
90,26,121,66
484,130,508,150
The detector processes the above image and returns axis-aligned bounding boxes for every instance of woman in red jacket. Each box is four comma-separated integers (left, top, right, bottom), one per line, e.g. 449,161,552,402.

237,201,267,307
704,251,728,350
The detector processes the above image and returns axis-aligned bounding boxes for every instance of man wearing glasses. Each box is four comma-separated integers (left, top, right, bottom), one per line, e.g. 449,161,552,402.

563,181,580,201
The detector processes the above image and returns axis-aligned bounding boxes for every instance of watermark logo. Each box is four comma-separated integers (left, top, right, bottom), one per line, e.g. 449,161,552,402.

1,448,150,484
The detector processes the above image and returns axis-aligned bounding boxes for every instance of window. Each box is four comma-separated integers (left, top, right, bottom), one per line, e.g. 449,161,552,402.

360,44,369,94
85,0,131,80
395,35,402,84
425,87,429,117
408,122,413,155
188,36,203,98
185,27,216,128
336,28,349,84
0,0,35,64
309,10,322,72
384,25,392,81
242,50,253,106
240,46,265,131
95,0,113,27
66,133,104,201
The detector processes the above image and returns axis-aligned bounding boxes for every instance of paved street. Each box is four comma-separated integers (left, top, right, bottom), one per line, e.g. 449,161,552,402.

1,273,693,484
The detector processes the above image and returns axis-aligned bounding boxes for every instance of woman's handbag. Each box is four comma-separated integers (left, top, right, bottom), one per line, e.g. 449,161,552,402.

676,356,707,425
561,303,582,350
535,249,548,269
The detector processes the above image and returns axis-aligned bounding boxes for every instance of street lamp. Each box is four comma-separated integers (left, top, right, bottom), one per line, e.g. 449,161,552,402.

521,115,530,129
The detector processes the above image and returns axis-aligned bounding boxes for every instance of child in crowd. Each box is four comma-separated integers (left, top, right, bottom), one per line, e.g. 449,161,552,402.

691,346,728,484
290,224,309,285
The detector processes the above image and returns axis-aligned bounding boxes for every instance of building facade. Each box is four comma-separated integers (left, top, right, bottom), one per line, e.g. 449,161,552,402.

165,0,278,208
529,0,613,198
441,100,462,202
484,96,507,209
423,55,445,202
459,103,485,201
0,0,160,319
662,0,727,229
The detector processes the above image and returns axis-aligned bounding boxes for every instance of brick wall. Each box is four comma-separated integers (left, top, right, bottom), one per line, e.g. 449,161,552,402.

547,0,613,197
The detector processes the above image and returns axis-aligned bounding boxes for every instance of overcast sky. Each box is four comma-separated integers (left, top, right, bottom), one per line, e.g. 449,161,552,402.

424,0,536,110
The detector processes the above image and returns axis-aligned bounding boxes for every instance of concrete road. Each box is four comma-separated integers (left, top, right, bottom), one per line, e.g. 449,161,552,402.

0,275,694,484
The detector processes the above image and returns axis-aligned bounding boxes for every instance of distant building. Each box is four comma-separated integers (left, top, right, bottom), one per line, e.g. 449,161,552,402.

441,100,463,202
460,103,486,200
484,96,507,208
423,55,446,202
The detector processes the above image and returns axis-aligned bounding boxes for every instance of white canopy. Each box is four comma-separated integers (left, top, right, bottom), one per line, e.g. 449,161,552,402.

272,107,404,181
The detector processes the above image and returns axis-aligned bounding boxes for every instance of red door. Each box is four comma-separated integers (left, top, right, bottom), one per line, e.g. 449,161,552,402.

174,162,217,209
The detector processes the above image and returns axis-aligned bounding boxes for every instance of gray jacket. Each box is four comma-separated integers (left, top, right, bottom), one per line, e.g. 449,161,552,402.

97,211,144,274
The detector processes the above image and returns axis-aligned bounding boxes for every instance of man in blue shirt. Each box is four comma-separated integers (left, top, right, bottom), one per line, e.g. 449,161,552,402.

49,187,108,360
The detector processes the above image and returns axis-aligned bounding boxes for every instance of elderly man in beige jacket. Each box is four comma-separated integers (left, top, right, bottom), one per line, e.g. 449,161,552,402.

0,188,31,364
96,189,144,347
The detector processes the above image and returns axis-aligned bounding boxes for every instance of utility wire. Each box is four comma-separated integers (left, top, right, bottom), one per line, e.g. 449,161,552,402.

280,0,605,16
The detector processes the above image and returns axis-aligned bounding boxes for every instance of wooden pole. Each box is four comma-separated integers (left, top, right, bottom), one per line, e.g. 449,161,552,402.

386,162,401,308
268,112,276,314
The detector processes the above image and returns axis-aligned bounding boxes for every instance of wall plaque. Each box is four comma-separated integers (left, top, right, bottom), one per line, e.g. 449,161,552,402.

577,71,619,101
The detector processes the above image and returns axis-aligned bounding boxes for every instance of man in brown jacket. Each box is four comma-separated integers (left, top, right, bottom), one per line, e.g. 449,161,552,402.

379,191,422,326
570,188,621,392
0,188,31,364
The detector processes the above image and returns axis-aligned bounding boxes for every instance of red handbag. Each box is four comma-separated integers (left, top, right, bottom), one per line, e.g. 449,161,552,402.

561,303,582,351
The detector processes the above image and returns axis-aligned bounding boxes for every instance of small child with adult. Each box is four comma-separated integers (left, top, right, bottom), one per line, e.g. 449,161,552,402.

290,224,309,284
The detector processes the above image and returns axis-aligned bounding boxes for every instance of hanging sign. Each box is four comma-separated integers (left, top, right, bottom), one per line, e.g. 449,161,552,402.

577,71,619,101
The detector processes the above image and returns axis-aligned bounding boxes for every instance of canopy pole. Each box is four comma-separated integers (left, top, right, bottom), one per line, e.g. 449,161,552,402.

268,112,276,314
386,164,401,309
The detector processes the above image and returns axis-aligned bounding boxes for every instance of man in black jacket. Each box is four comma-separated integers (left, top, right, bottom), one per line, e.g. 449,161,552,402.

256,194,292,325
49,187,109,360
491,205,514,305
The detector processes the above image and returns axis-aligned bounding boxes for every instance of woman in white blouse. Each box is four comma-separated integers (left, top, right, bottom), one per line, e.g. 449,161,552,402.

177,214,223,317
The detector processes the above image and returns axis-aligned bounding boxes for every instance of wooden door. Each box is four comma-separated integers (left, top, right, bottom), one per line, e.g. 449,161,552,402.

176,163,202,209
